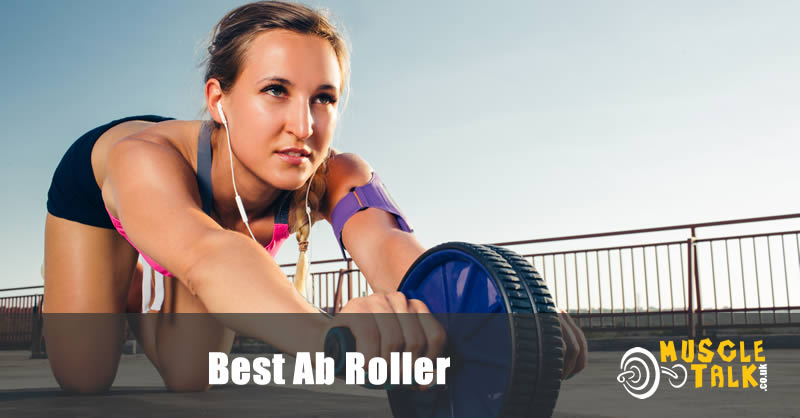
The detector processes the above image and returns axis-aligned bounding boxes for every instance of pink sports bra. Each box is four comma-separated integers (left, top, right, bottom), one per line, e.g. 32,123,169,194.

105,208,289,277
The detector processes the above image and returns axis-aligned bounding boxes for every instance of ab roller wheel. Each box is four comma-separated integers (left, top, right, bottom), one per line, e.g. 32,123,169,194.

325,242,564,418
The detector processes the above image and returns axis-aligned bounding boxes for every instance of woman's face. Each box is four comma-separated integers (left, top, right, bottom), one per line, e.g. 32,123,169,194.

221,29,342,191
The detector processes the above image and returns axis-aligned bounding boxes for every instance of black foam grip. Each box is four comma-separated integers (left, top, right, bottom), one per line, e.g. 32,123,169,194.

324,326,356,377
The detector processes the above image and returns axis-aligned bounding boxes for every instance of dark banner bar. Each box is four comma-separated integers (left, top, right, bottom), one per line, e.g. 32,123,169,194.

0,313,796,417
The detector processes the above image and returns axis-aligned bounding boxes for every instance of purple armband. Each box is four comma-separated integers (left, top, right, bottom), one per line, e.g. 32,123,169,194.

331,172,413,259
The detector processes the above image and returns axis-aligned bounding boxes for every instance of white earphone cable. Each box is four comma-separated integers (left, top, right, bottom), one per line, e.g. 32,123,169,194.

220,112,258,243
304,176,313,232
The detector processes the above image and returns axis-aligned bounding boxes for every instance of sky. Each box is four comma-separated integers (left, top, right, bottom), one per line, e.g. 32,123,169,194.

1,0,799,306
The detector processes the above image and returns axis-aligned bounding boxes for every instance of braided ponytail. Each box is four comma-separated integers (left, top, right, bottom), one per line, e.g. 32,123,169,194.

290,154,329,295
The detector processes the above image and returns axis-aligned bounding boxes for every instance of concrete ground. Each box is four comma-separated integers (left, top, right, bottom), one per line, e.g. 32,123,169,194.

0,349,797,417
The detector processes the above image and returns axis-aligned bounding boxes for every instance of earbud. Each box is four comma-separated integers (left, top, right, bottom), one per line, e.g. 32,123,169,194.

216,101,227,126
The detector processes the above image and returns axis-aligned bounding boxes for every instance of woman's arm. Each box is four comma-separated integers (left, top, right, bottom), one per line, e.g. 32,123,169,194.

322,153,425,293
106,137,327,353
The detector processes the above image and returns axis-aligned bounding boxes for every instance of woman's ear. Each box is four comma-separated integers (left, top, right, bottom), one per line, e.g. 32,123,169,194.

204,78,225,125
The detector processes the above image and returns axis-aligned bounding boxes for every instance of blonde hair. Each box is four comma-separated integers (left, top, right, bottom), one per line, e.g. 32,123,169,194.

289,151,331,293
203,1,350,293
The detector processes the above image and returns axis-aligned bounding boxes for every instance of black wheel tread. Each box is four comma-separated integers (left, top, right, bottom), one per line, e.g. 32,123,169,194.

485,245,564,418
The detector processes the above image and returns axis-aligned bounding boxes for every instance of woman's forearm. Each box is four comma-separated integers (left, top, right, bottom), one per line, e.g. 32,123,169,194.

363,229,426,294
181,230,329,354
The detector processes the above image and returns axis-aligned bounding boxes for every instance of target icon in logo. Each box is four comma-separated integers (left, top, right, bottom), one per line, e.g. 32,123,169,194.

617,347,688,399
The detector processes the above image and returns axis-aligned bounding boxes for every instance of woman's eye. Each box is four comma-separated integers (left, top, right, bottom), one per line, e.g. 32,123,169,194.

314,94,337,105
262,85,287,97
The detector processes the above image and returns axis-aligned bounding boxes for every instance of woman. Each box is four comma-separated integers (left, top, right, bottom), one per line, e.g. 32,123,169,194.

43,1,586,393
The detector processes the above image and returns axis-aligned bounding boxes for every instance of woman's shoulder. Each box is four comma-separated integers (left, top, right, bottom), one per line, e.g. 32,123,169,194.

99,119,207,217
117,118,202,159
321,150,373,217
93,118,200,186
325,150,373,191
94,117,198,155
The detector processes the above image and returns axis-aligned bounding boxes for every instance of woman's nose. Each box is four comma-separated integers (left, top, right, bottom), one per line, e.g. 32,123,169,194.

286,100,313,139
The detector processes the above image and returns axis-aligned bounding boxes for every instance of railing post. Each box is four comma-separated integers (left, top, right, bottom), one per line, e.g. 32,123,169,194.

691,227,704,337
30,296,45,358
687,235,695,338
333,269,346,315
346,259,354,296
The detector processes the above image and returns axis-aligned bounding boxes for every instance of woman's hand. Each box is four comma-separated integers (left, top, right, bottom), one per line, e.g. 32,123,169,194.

324,292,447,365
558,308,588,380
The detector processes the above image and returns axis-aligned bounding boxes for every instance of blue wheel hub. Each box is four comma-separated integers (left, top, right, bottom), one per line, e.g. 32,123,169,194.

389,244,519,418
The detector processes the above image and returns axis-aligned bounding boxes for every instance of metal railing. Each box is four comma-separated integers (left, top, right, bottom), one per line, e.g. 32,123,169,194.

292,214,800,336
0,291,43,349
3,213,799,350
497,214,800,336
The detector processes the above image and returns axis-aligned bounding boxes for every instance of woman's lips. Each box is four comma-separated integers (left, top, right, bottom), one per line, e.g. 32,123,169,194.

276,151,309,165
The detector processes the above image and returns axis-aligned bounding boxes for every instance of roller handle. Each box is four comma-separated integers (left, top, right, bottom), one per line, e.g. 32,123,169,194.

324,327,385,389
324,326,356,378
324,326,450,391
